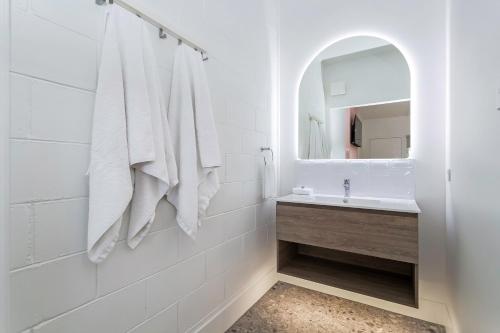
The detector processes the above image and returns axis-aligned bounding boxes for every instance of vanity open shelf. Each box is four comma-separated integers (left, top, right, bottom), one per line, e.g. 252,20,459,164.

276,200,419,308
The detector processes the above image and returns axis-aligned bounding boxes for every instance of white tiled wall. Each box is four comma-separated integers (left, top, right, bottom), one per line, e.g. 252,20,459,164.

295,159,416,199
8,0,277,332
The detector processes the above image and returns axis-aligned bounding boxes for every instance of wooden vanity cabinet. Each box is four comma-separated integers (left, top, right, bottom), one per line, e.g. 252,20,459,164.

276,201,419,307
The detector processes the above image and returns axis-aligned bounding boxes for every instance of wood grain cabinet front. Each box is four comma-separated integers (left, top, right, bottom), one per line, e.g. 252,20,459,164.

276,202,418,263
276,201,420,308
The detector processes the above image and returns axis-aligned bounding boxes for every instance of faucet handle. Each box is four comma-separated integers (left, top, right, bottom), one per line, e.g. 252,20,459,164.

344,179,350,185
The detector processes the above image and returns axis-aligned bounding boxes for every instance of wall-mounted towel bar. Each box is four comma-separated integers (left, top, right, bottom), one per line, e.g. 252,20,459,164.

308,114,323,124
260,147,274,161
96,0,209,61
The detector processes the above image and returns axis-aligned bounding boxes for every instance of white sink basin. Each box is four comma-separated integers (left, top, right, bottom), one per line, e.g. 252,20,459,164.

276,194,420,214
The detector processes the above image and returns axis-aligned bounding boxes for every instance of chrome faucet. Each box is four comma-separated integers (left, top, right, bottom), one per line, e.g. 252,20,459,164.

343,179,351,198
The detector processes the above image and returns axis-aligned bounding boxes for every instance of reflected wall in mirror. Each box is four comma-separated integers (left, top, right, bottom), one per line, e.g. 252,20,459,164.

299,36,411,160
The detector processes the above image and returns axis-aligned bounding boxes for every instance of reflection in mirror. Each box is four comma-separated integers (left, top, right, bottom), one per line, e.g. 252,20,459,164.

299,36,411,160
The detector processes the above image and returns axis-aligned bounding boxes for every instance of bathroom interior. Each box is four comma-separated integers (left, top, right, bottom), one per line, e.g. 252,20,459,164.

0,0,499,332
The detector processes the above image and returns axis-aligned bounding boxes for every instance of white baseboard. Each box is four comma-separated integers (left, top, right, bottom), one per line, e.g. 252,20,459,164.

193,268,278,333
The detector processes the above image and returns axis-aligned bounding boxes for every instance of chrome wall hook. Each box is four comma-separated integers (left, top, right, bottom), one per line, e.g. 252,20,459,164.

159,28,167,39
260,147,274,161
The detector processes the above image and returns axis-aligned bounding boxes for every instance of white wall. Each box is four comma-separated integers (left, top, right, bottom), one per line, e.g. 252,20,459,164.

322,45,410,109
8,0,277,332
0,0,10,331
360,116,410,158
447,0,500,332
279,0,448,305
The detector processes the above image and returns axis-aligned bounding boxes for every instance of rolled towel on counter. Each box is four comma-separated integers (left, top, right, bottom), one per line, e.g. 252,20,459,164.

292,186,314,195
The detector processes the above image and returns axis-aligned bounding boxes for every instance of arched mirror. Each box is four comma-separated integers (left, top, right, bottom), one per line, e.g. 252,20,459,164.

298,36,411,160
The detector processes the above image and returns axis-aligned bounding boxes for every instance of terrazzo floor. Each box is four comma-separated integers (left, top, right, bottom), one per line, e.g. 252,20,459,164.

227,282,445,333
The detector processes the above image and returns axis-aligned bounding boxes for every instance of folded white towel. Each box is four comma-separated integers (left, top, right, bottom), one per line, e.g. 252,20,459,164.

87,7,132,263
263,157,277,199
167,45,221,237
126,18,178,249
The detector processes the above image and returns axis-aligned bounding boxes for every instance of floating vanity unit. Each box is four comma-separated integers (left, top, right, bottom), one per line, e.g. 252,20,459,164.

276,194,421,307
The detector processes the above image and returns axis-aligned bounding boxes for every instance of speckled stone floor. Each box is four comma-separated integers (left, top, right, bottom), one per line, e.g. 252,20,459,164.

227,282,445,333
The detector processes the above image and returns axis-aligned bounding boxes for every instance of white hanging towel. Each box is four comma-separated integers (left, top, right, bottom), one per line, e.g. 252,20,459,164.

126,17,178,249
168,45,222,238
308,118,329,159
263,157,277,199
87,7,132,263
185,46,222,217
88,5,178,262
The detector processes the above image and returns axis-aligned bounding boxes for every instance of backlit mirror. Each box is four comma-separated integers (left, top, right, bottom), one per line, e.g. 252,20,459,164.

298,36,411,159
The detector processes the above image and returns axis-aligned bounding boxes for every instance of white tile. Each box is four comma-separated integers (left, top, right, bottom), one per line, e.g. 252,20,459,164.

30,79,94,143
217,124,242,154
206,237,242,278
225,229,272,300
255,201,275,230
238,101,256,130
11,254,97,332
97,228,179,295
225,97,243,128
10,140,90,203
13,0,28,11
34,198,88,262
34,282,146,333
295,160,349,196
146,254,206,317
206,60,228,124
129,304,177,333
178,277,225,332
242,180,263,206
243,226,269,267
224,260,252,299
255,106,270,134
225,154,257,182
10,74,31,138
11,8,97,90
241,154,259,181
31,0,106,40
179,216,226,260
224,154,242,182
9,204,34,269
241,130,266,155
224,206,256,239
207,182,242,216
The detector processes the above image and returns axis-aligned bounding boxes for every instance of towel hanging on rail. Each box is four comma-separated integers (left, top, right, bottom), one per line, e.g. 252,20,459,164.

127,8,178,249
87,5,178,263
87,6,132,263
167,44,222,238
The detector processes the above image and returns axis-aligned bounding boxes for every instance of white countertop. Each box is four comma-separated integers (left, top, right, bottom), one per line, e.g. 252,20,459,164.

276,194,421,214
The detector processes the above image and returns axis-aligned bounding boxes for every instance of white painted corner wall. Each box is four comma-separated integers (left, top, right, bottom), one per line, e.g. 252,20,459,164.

7,0,279,332
447,0,500,332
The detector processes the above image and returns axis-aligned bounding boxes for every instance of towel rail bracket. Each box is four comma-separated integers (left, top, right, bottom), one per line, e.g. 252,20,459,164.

260,147,274,161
